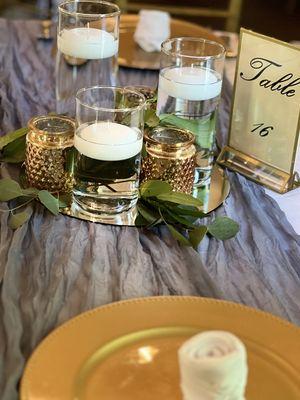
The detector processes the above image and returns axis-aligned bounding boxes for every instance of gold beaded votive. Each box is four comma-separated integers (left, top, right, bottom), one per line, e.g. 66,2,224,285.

25,115,75,192
141,126,196,194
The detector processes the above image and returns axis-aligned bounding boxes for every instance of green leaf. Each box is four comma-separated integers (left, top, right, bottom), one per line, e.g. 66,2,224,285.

19,169,28,188
164,207,196,228
22,188,39,196
0,136,26,163
135,213,149,227
38,190,60,215
166,223,191,246
140,180,172,198
175,205,206,218
189,226,208,248
145,108,159,128
158,207,191,246
0,127,28,150
157,192,203,208
208,216,239,240
137,202,161,225
0,179,23,201
8,211,31,229
159,114,199,134
159,113,215,149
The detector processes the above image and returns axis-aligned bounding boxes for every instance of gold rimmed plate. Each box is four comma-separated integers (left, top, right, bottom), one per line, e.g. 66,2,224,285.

119,14,224,70
21,296,300,400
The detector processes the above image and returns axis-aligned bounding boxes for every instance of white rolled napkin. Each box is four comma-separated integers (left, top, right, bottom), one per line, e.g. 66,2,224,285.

178,331,248,400
134,10,170,52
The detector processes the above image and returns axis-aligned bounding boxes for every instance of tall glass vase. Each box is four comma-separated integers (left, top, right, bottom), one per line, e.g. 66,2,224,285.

56,0,120,116
157,38,225,187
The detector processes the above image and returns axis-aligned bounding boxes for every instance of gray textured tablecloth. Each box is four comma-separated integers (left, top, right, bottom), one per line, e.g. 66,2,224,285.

0,19,300,400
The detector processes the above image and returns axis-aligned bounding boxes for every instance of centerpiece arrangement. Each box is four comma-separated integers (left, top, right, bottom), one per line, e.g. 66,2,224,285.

0,0,239,247
0,101,238,248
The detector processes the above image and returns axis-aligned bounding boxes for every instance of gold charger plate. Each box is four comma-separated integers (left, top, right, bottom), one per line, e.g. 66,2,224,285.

21,296,300,400
119,14,224,70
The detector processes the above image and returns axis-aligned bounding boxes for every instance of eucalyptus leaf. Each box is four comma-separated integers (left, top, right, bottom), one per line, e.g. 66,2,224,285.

0,127,28,150
19,169,28,188
0,179,23,201
140,180,172,198
137,202,161,225
164,208,196,228
159,114,200,135
22,188,39,197
157,192,203,208
9,210,31,229
38,190,60,215
135,213,148,227
166,223,191,246
175,205,205,218
144,108,159,128
158,207,191,246
159,113,214,149
189,226,208,248
0,136,26,163
208,216,239,240
157,206,178,225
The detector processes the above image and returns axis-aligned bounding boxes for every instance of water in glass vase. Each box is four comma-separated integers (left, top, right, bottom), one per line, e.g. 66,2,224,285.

56,28,118,116
73,122,142,214
157,66,222,185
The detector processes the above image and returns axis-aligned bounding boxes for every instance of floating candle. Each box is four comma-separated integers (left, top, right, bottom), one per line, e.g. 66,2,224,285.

58,28,118,59
74,122,142,161
158,66,222,101
178,331,248,400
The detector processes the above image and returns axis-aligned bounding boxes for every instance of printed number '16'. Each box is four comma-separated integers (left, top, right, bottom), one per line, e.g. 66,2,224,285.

251,123,274,137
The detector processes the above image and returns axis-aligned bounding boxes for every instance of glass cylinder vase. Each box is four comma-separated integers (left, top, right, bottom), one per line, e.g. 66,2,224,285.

157,37,225,187
56,0,120,116
73,86,146,216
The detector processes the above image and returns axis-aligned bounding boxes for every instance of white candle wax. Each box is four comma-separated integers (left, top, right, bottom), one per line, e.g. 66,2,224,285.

158,66,222,101
58,28,118,59
75,122,142,161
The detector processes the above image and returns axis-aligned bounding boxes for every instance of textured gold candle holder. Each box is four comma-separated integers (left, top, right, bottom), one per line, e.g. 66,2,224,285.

141,126,196,194
25,115,75,192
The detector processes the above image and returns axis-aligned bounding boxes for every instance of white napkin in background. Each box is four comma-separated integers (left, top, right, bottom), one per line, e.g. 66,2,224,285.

134,10,170,52
178,331,248,400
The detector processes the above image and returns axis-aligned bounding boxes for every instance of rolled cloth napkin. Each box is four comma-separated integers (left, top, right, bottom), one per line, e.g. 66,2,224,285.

178,331,248,400
134,10,170,52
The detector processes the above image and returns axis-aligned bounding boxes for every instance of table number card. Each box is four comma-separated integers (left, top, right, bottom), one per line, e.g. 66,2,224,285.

217,28,300,193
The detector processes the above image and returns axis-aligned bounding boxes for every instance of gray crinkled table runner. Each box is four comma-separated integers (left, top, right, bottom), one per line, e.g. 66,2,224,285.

0,19,300,400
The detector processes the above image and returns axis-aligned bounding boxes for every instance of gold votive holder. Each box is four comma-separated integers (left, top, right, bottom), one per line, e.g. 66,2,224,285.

141,126,196,194
25,115,75,192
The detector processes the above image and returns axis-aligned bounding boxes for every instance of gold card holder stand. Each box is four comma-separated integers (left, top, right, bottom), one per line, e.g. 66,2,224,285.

217,146,297,194
218,28,300,194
